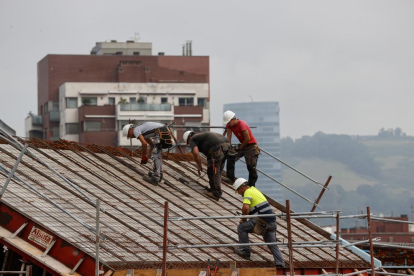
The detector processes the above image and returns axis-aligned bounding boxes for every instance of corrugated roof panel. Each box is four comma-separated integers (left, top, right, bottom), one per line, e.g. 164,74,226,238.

0,141,369,270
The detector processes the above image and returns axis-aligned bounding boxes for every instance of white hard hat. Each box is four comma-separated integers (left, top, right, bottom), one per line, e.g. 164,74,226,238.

233,178,248,191
122,124,133,137
183,130,195,144
223,110,236,124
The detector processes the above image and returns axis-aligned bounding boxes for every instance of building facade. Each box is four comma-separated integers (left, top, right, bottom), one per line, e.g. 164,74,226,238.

223,102,283,202
25,41,210,146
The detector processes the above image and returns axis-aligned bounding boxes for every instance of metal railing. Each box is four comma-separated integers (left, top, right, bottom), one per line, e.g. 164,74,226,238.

120,103,172,111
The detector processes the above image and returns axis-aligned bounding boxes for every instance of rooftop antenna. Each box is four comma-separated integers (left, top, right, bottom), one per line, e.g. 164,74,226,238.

249,95,254,102
133,32,140,42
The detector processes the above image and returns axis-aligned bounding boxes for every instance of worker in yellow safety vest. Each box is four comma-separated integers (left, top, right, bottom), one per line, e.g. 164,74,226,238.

233,178,285,268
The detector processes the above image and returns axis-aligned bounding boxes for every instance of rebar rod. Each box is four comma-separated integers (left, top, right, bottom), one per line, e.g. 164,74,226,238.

311,176,332,212
0,143,28,199
259,147,326,189
239,159,318,207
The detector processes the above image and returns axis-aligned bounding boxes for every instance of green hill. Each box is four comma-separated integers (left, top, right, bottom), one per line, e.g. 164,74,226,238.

279,133,414,225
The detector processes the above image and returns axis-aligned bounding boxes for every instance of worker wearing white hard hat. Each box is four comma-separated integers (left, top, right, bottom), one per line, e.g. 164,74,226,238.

184,130,230,201
123,122,172,185
223,110,260,186
233,178,285,267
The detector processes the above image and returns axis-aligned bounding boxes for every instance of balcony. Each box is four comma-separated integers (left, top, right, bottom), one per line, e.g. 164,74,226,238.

50,111,60,122
32,115,42,126
120,103,172,111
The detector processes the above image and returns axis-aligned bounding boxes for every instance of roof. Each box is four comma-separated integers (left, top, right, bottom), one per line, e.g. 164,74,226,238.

0,138,369,271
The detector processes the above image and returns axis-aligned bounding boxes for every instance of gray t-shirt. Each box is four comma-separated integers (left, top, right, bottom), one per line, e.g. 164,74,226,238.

133,122,164,138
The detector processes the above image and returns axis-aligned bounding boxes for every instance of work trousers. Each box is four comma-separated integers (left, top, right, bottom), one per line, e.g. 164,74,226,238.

207,156,227,198
238,217,285,266
151,147,163,182
227,144,259,186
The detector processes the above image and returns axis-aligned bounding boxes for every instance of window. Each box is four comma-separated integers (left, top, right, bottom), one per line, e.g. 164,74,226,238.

130,97,137,104
179,97,194,106
108,97,115,105
66,123,79,134
197,98,207,108
161,97,168,104
81,97,97,106
133,51,140,55
83,121,101,132
66,98,78,108
138,97,147,103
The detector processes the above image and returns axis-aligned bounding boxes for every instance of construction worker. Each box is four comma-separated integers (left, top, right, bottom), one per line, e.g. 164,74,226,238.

123,122,172,185
223,110,260,186
183,131,230,201
233,178,285,267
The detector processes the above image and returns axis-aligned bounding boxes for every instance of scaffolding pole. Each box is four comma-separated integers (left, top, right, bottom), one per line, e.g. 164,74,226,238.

162,201,169,276
367,207,375,276
286,200,295,276
259,147,327,189
0,143,28,200
167,240,337,250
168,211,341,221
239,159,319,208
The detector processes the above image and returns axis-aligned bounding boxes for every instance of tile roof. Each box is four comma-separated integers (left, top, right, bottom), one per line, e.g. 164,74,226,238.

0,138,369,270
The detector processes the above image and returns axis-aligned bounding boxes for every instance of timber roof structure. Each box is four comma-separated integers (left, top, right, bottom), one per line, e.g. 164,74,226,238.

0,136,370,274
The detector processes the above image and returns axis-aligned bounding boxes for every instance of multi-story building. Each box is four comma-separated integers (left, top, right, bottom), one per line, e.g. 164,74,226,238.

223,102,283,202
340,214,414,243
25,41,210,146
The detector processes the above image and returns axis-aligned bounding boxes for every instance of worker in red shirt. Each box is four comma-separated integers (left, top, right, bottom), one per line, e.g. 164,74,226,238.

223,110,260,186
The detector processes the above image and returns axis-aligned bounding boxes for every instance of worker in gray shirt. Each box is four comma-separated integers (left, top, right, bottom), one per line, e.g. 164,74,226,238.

123,122,172,185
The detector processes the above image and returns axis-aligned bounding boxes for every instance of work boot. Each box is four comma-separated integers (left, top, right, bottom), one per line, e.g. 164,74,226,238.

204,186,212,192
148,171,154,177
203,190,220,201
234,247,251,260
143,175,158,186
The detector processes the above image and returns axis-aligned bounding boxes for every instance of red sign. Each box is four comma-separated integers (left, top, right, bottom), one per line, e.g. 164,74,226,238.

28,226,54,248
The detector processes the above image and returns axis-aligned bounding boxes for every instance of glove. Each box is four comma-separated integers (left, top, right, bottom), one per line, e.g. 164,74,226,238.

141,155,148,165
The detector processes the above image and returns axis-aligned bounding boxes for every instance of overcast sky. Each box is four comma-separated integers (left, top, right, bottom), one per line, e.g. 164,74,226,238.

1,0,413,139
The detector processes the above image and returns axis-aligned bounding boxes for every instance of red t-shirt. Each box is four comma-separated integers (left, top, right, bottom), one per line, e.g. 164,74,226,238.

226,119,257,144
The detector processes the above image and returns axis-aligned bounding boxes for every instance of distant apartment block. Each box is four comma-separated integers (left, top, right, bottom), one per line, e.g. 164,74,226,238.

223,102,282,202
25,40,210,146
0,119,16,136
